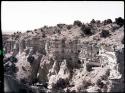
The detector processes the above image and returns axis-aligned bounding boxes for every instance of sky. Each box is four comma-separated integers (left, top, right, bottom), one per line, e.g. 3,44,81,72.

1,1,124,33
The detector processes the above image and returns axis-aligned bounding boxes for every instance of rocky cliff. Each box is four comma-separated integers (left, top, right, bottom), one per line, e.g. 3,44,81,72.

3,17,124,93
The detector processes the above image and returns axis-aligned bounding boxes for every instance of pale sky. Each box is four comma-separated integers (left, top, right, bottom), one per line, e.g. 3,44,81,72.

1,1,124,32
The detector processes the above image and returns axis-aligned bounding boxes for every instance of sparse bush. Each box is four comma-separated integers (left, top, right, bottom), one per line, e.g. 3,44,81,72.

26,30,31,33
97,80,104,88
106,19,112,24
67,25,72,30
81,24,85,29
42,33,46,38
96,20,101,24
40,28,43,32
103,20,107,25
57,24,65,28
54,78,69,89
103,19,112,25
73,20,82,27
91,19,96,24
77,60,81,64
10,56,18,63
81,25,93,36
4,60,18,74
34,29,37,31
100,30,110,38
57,29,61,34
12,64,18,73
27,55,34,64
86,64,93,72
115,17,124,27
20,78,27,84
43,25,48,28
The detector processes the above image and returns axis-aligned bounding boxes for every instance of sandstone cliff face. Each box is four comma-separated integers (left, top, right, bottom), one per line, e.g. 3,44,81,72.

3,18,124,92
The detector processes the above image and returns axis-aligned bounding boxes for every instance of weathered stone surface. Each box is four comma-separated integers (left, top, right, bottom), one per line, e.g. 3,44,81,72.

3,17,124,92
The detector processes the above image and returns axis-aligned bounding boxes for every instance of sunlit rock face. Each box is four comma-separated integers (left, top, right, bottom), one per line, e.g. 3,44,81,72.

3,18,124,92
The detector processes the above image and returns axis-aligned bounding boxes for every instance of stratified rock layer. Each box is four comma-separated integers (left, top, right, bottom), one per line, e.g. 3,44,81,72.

3,18,124,92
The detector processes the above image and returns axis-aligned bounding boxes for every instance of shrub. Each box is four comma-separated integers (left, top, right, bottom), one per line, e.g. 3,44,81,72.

97,80,104,88
43,25,48,28
67,25,72,30
91,19,96,24
103,19,112,25
115,17,124,27
54,78,69,89
73,20,82,27
57,29,61,34
103,20,107,25
77,60,81,64
10,56,18,63
20,78,27,84
96,20,101,24
81,25,93,36
40,28,43,32
42,33,46,38
106,19,112,24
57,24,65,28
81,24,85,30
12,64,18,73
100,30,110,38
26,30,31,33
27,56,34,64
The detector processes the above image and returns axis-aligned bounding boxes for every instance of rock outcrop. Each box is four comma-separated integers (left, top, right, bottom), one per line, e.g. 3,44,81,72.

3,17,124,93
